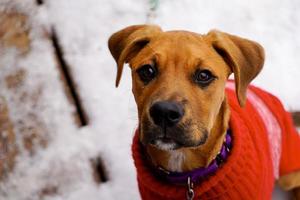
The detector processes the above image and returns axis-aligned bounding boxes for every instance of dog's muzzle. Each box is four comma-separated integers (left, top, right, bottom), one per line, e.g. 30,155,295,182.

141,101,187,150
141,100,208,150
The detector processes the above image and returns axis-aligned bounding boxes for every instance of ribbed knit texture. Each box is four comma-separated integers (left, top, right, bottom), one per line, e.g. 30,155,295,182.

132,85,300,200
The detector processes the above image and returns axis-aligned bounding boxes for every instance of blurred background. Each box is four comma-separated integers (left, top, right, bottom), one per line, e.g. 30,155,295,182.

0,0,299,199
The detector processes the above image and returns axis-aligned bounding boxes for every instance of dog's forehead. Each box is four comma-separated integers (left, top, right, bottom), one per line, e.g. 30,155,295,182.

147,31,212,57
152,31,205,46
138,31,216,66
161,30,203,39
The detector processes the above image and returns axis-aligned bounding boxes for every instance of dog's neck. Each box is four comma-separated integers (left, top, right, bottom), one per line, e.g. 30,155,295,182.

145,98,230,172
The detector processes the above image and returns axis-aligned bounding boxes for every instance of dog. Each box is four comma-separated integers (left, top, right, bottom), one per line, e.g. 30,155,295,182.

108,25,300,199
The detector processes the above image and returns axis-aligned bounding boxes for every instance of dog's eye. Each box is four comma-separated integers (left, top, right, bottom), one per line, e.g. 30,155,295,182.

137,64,157,84
194,69,215,87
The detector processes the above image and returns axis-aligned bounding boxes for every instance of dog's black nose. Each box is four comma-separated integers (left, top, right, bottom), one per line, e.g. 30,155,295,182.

150,101,184,127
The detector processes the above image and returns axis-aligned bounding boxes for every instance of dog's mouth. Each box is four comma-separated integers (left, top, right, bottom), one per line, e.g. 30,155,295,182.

149,136,182,151
141,119,208,150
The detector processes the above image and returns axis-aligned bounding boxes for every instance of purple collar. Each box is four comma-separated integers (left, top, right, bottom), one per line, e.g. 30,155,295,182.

155,130,232,185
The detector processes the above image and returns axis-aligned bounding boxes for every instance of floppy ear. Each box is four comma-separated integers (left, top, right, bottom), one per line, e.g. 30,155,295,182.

108,25,162,87
206,30,265,107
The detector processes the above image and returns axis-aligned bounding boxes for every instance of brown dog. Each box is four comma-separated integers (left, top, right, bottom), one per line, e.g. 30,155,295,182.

108,25,300,199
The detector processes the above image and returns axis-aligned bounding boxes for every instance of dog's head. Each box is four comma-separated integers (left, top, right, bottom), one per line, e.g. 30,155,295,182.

108,25,264,151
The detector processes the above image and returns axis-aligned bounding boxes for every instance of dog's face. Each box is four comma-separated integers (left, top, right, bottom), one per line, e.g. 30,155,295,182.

130,32,230,150
108,25,264,151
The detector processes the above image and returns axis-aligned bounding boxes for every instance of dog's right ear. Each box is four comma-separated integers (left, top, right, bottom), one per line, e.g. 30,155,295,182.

108,25,162,87
205,30,264,107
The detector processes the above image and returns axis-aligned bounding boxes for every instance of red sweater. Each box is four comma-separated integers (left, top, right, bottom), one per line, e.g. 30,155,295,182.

132,83,300,200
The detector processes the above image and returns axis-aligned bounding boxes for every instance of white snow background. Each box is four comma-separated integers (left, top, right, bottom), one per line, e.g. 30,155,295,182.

0,0,299,199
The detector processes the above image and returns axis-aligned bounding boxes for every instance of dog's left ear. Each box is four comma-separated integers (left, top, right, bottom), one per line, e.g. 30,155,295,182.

108,25,162,87
205,30,265,107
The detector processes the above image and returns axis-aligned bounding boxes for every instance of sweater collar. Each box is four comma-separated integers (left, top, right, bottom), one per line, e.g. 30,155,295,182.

154,129,232,185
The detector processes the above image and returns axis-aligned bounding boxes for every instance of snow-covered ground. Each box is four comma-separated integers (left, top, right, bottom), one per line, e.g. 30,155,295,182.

0,0,299,199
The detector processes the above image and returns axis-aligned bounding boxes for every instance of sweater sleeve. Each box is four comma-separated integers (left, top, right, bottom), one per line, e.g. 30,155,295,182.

278,109,300,176
249,85,300,177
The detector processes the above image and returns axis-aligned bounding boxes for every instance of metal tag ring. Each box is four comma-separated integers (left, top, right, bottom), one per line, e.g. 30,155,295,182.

186,177,194,200
186,188,194,200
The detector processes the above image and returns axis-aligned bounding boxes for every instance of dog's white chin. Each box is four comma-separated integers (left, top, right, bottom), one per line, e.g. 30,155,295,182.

154,139,177,151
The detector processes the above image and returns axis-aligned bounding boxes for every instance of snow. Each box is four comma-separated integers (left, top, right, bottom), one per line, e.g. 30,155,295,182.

0,0,299,199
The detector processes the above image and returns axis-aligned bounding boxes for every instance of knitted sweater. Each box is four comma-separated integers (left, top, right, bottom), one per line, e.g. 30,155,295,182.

132,82,300,200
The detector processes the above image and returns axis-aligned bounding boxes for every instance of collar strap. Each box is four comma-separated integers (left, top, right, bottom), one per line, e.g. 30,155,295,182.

155,129,232,185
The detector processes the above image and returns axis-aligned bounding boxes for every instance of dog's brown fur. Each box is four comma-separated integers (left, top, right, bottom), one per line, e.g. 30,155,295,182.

108,25,300,198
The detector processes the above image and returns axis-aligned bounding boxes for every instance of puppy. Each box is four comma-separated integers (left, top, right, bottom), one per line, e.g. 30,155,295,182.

108,25,300,200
